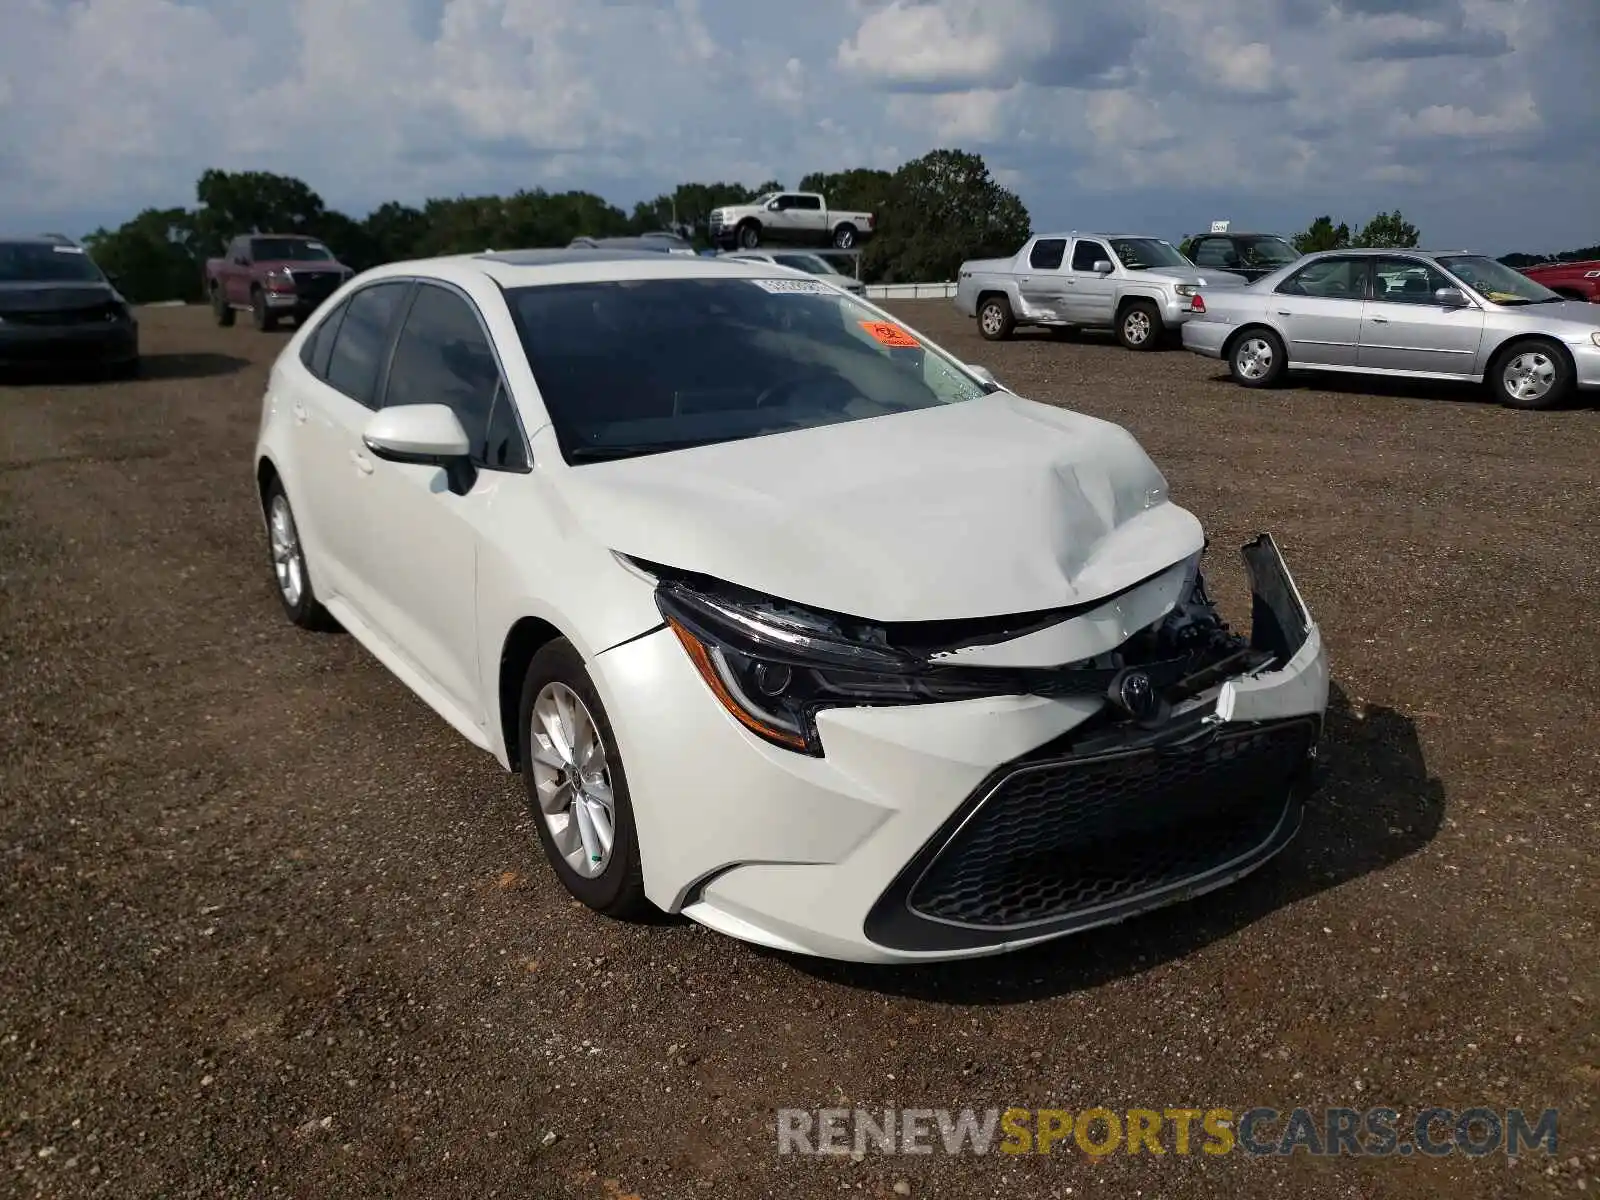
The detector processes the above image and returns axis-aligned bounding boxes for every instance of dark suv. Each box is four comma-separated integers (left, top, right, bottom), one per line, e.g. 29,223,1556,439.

0,237,139,376
1182,232,1301,283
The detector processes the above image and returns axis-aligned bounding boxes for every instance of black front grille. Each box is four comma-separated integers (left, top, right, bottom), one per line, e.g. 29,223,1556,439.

906,718,1315,929
290,271,342,303
5,304,119,326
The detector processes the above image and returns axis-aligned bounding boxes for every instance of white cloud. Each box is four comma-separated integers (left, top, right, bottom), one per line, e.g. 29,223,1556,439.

0,0,1594,254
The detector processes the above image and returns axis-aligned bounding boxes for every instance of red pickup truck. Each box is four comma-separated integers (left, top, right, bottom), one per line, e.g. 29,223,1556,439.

1517,259,1600,302
204,234,353,330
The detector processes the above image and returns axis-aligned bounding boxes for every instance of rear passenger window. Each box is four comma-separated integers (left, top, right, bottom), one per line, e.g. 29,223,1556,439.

323,282,409,406
1029,239,1066,270
382,283,505,463
299,299,347,376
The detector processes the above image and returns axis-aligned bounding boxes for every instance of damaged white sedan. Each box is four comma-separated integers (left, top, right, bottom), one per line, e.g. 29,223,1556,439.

253,249,1330,963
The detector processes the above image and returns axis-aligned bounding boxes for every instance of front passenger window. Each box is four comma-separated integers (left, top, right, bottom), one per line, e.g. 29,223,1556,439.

1071,240,1110,271
1372,258,1450,304
382,283,509,465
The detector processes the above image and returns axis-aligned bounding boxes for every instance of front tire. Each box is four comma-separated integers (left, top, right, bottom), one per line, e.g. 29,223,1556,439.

737,221,762,250
264,479,335,630
519,640,650,919
1118,300,1163,351
251,288,277,331
977,295,1015,341
1228,328,1287,388
1490,338,1571,410
212,286,235,327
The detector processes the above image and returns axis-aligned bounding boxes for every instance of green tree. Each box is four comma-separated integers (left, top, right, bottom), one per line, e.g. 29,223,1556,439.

1352,209,1420,248
82,207,205,303
361,201,430,265
190,169,328,254
1292,215,1351,254
631,181,775,243
860,149,1030,283
797,168,895,218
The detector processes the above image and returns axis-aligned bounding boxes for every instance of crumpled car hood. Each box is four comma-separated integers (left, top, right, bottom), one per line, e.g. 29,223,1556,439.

555,393,1206,623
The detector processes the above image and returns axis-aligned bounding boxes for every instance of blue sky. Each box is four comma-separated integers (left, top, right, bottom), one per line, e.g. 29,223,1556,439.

2,0,1596,254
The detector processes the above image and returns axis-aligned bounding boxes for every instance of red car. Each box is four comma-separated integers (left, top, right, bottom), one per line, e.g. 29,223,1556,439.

204,234,353,331
1518,259,1600,303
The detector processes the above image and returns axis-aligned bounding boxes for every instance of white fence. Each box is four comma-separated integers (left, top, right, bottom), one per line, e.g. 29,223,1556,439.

865,281,958,300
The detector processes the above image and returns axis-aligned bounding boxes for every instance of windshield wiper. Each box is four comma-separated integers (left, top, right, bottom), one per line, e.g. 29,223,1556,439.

567,437,732,462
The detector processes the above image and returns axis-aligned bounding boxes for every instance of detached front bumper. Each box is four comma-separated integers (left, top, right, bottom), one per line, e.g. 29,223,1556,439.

593,535,1329,963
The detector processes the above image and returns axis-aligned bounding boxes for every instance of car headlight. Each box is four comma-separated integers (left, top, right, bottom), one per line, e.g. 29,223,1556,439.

655,580,1004,755
649,564,1259,756
1174,283,1201,297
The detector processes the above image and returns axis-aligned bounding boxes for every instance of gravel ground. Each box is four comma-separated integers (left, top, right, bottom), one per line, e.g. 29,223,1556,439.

2,303,1596,1199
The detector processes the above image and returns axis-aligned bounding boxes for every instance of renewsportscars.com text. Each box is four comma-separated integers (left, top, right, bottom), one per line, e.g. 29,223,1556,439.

776,1106,1560,1158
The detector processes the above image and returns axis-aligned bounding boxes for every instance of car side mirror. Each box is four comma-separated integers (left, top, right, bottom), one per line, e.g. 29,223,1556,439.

965,363,998,386
1093,260,1114,274
362,404,477,495
767,200,781,211
1434,287,1470,308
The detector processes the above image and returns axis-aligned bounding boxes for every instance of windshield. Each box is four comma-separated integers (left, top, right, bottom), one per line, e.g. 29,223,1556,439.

1237,236,1298,266
1437,255,1562,305
0,241,106,283
771,253,839,276
506,278,994,462
1109,238,1190,270
253,238,334,262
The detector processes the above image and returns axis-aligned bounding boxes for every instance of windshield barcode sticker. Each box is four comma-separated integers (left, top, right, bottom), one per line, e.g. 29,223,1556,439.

748,278,835,294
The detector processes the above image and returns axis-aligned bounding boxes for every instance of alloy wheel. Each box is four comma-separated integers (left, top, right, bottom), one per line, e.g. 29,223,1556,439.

268,494,305,607
1502,351,1555,404
529,682,616,878
1124,310,1152,345
1236,337,1273,381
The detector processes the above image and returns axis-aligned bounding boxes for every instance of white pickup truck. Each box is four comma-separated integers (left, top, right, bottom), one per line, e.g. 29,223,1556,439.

709,192,876,252
954,232,1248,350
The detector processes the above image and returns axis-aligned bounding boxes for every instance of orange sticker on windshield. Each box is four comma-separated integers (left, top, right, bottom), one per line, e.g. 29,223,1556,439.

860,320,921,348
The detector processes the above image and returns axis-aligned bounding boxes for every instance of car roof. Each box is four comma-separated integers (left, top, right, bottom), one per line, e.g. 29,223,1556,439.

1031,231,1172,241
1299,247,1477,259
360,249,802,289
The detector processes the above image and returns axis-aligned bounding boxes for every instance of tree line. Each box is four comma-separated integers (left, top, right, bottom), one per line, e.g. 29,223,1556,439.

82,151,1032,303
78,160,1595,304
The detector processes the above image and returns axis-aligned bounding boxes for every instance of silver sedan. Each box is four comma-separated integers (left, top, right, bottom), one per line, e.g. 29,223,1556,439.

1181,248,1600,409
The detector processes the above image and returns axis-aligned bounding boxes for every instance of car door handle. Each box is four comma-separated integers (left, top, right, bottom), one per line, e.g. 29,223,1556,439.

1370,316,1389,324
350,450,374,475
292,401,308,424
1275,309,1292,316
